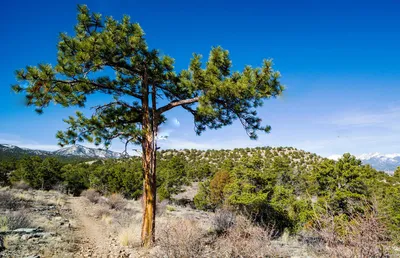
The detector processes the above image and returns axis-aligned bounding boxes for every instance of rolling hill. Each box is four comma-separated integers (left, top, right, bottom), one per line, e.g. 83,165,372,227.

2,143,400,172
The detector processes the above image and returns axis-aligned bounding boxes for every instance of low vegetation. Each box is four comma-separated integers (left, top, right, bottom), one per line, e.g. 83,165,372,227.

80,188,101,203
0,146,399,256
310,206,392,257
0,188,79,257
0,211,31,230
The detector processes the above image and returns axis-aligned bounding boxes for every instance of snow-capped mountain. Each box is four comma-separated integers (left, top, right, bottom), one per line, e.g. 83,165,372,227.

357,153,400,173
0,144,51,157
53,145,121,158
0,143,121,160
329,152,400,173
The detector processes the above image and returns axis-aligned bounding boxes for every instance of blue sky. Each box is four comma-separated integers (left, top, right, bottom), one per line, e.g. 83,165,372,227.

2,0,400,157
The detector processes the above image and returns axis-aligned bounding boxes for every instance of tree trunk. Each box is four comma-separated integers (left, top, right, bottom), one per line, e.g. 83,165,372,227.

141,77,158,247
141,129,156,247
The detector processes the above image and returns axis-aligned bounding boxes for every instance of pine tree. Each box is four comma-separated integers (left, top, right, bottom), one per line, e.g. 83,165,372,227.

12,5,284,246
394,167,400,178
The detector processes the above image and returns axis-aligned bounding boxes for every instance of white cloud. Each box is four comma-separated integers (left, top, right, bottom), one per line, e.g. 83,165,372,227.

327,154,342,160
172,118,180,127
156,118,181,141
330,107,400,127
157,128,173,140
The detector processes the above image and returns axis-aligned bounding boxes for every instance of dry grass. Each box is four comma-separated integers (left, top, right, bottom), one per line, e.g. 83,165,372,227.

311,208,393,258
152,214,285,258
0,211,31,230
0,189,80,257
106,193,127,210
81,189,101,203
0,191,21,210
12,181,30,191
156,218,207,257
118,223,141,247
166,205,176,212
213,215,281,258
212,209,236,235
94,206,111,219
101,214,113,225
156,199,168,216
55,196,67,207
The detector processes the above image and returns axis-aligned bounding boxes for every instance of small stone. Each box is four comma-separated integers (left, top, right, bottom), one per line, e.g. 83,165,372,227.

13,228,42,234
21,234,30,241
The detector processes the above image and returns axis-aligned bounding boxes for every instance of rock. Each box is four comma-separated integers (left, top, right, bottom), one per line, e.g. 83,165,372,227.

0,228,44,236
53,216,63,221
21,234,30,241
27,238,37,244
13,228,43,234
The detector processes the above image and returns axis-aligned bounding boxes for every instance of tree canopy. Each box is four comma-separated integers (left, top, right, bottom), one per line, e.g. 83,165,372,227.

12,5,284,149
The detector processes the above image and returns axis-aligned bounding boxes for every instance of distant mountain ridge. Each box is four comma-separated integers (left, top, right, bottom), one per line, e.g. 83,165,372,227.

356,153,400,173
0,143,121,160
2,143,400,172
54,145,121,158
329,152,400,173
0,144,51,158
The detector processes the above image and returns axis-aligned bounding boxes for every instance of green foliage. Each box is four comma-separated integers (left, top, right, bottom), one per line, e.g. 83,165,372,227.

187,163,212,181
378,184,400,241
209,170,231,207
157,156,188,201
194,180,212,210
38,157,63,189
61,163,91,195
12,5,283,150
10,156,62,190
394,167,400,178
311,154,370,216
0,161,15,186
192,149,400,237
89,159,143,199
3,155,142,198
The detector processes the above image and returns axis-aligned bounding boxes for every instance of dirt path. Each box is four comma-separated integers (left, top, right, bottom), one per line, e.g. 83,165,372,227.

68,197,130,258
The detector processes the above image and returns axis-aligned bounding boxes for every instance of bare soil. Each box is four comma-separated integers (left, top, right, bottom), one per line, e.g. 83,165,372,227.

69,197,130,258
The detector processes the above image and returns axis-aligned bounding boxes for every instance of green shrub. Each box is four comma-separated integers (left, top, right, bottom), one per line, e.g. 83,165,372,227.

157,156,187,201
209,170,230,206
194,180,212,210
10,157,62,190
61,163,90,196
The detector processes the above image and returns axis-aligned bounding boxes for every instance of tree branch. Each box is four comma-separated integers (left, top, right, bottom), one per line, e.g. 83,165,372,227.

157,97,199,114
92,101,136,114
53,79,142,99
